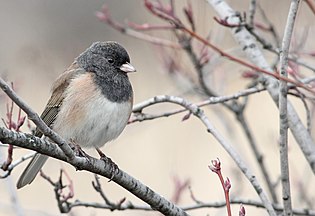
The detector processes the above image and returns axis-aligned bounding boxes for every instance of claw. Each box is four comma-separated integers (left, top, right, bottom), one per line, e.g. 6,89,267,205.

70,139,90,162
96,148,119,181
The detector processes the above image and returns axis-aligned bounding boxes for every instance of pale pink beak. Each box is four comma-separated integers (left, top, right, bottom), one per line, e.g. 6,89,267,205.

120,62,136,73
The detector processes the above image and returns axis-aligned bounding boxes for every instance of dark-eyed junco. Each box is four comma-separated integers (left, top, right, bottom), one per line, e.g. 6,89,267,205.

17,41,136,189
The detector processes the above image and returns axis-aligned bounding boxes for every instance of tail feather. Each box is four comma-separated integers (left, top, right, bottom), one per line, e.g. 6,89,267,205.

16,154,48,189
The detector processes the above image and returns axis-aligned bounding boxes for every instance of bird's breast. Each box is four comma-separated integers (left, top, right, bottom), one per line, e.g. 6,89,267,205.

52,73,132,148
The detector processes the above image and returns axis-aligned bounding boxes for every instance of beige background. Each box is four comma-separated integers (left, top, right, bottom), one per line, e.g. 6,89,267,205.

1,1,315,215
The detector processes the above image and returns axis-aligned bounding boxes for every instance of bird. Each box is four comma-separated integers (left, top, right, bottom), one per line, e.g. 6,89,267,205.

17,41,136,189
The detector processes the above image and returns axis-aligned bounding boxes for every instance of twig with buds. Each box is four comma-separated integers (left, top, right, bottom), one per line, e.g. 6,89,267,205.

209,158,233,216
1,82,26,171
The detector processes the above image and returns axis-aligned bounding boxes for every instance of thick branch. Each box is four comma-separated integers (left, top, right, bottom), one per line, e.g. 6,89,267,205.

0,127,189,216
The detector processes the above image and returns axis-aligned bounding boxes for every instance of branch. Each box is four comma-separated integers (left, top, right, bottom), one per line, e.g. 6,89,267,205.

134,95,276,215
0,78,189,216
1,83,26,171
98,2,314,93
0,126,189,215
92,174,126,210
0,151,35,178
0,77,75,161
209,159,232,216
68,196,315,215
207,0,315,176
132,86,265,114
278,0,300,214
0,90,275,215
181,26,314,94
96,5,180,49
40,169,74,212
235,112,279,203
248,0,257,27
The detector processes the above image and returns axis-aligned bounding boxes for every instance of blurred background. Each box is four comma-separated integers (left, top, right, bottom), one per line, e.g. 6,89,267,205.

0,0,315,215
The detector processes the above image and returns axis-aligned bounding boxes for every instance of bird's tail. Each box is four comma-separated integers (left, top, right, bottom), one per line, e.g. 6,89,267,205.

16,154,48,189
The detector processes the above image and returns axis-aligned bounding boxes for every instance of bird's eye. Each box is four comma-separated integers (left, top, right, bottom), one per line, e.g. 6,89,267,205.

107,58,114,64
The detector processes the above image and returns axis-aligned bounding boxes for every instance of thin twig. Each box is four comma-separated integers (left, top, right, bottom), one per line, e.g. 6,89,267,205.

68,195,315,215
133,86,265,113
304,0,315,15
171,176,190,204
248,0,257,27
0,77,75,160
1,86,26,171
288,90,313,132
278,1,300,215
92,174,126,210
209,159,232,216
236,113,279,203
0,152,35,178
40,169,74,213
257,4,281,47
96,5,180,49
0,149,24,216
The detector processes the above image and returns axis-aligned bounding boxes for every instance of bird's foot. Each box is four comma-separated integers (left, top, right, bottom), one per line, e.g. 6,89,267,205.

96,148,119,182
69,139,90,159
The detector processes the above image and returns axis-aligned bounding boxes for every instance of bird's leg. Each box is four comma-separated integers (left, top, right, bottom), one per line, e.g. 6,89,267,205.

96,148,119,181
69,139,89,158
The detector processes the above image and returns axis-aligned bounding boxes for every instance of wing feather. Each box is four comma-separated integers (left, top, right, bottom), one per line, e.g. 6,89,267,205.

34,63,85,137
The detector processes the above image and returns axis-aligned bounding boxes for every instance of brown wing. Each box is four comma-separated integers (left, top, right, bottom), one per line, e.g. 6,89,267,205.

34,63,85,137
